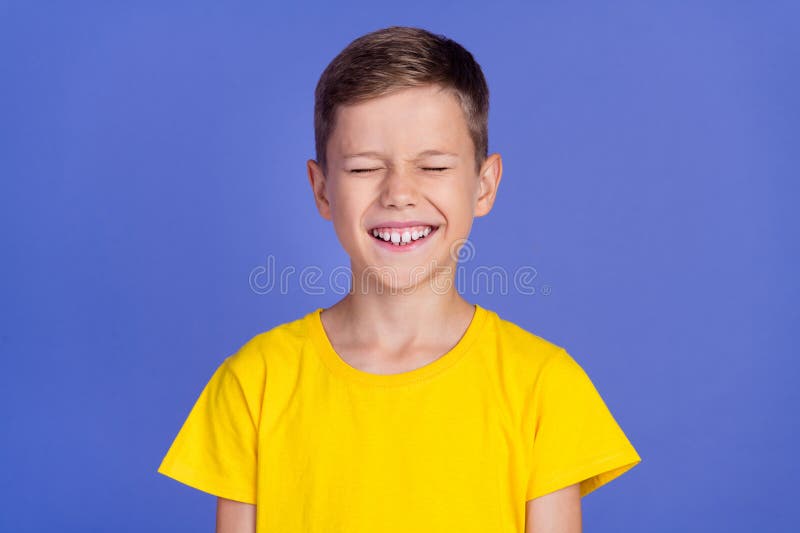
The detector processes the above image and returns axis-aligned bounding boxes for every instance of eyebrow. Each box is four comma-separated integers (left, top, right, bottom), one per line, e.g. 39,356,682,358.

343,150,459,159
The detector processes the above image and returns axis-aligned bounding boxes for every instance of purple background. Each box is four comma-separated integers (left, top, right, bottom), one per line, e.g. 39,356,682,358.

1,1,797,531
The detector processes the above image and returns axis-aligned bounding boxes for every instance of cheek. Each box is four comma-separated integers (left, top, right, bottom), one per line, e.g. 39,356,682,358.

330,190,368,236
439,187,475,217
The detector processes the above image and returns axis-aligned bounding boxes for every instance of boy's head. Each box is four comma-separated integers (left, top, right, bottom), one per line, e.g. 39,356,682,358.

307,26,502,288
312,26,490,178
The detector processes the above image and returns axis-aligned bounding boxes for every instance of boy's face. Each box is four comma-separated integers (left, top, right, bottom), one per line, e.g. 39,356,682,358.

307,83,502,290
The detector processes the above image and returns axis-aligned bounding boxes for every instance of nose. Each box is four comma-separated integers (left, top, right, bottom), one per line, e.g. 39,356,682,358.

380,167,418,208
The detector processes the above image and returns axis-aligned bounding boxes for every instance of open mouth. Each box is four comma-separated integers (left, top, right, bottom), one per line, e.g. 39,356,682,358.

368,225,439,247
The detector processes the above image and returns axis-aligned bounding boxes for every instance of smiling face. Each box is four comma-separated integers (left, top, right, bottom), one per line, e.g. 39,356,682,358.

307,83,502,292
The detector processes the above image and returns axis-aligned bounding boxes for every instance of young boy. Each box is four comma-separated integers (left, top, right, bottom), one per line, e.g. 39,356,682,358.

157,25,641,533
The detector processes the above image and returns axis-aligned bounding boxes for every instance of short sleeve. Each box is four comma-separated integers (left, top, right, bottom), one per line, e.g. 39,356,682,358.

526,348,642,500
157,357,258,504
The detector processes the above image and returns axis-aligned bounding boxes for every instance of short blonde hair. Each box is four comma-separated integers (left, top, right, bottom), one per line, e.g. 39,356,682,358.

314,26,490,175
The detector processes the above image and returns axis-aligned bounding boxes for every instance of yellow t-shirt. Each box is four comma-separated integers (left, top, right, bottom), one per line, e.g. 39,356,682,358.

157,304,641,532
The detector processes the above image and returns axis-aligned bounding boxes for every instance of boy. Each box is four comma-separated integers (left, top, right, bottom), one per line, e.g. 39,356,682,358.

158,25,641,533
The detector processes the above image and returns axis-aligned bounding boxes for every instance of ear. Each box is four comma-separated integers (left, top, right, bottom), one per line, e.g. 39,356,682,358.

474,153,503,217
307,159,332,221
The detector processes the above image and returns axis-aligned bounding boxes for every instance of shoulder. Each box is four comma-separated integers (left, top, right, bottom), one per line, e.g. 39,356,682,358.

224,309,314,382
483,306,566,376
471,305,575,400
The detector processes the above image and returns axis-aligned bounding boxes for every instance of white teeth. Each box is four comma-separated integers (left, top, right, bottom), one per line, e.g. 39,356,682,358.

371,225,436,246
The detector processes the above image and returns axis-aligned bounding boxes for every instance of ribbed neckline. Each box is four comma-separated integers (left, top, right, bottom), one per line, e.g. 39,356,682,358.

307,303,489,387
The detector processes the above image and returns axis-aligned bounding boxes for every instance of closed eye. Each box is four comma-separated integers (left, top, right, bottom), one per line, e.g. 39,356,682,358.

350,168,380,174
349,167,450,174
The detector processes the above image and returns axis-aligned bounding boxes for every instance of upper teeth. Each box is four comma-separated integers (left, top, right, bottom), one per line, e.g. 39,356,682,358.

371,225,433,245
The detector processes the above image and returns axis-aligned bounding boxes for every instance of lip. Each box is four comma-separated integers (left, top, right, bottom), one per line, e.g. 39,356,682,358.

368,225,439,253
367,220,438,231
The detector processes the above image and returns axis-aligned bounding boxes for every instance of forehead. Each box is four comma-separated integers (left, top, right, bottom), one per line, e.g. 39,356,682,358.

329,85,471,156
